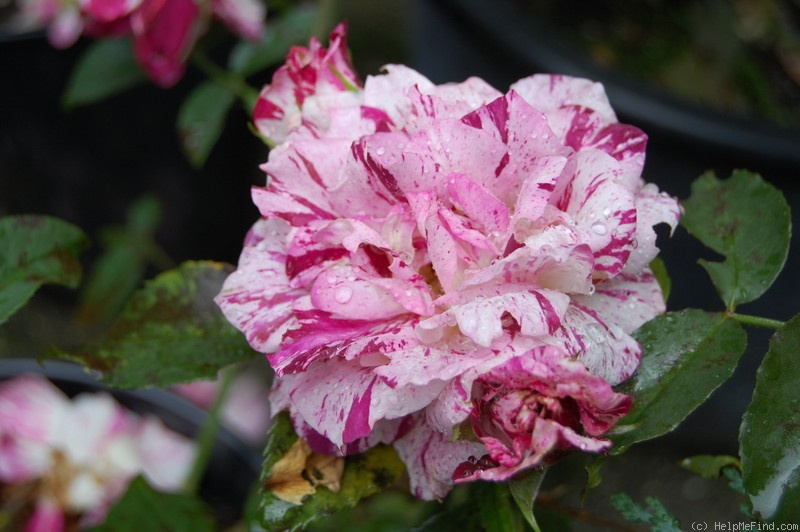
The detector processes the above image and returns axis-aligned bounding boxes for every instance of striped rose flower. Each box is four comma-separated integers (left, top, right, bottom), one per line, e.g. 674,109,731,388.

217,24,680,499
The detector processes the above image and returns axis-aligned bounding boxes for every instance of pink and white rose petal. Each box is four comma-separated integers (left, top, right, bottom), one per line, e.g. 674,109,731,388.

216,24,681,500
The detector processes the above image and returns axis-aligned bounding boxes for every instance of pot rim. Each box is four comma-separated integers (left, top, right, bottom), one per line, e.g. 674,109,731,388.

430,0,800,168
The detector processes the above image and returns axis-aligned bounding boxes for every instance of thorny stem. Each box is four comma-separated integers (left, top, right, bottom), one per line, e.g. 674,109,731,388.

728,312,785,329
183,366,237,496
190,51,260,112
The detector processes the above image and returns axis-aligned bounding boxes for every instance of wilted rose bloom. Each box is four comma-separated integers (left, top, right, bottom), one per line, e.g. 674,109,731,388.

450,347,631,482
216,24,680,499
12,0,265,86
0,374,196,530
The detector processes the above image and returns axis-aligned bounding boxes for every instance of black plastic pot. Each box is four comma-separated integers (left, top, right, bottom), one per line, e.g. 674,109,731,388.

0,358,262,528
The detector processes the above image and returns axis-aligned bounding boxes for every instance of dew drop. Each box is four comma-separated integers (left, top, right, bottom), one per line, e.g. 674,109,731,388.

376,146,386,156
334,286,353,304
602,208,611,216
591,222,608,235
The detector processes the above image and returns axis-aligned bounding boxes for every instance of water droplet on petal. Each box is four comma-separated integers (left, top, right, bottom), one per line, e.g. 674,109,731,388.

376,146,386,156
334,286,353,304
591,222,608,235
602,208,612,216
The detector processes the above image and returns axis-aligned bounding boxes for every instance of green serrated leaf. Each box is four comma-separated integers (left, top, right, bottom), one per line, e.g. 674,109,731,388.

259,412,406,531
89,476,215,531
53,261,256,388
63,38,147,108
177,81,237,168
228,4,319,76
681,170,791,310
645,497,682,532
612,310,747,449
740,314,800,522
0,215,88,325
509,469,545,531
679,454,741,478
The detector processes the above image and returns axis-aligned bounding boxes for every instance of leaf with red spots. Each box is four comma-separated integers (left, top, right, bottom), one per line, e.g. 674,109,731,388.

611,310,746,449
681,170,790,310
51,261,256,388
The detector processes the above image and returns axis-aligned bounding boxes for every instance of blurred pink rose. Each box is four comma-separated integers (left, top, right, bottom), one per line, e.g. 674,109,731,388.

0,374,195,529
217,25,680,499
12,0,265,86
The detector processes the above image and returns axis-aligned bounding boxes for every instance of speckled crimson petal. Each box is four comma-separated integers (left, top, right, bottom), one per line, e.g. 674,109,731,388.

553,304,641,385
256,137,358,221
394,417,485,500
214,219,303,354
556,150,638,279
279,359,446,449
447,288,570,348
460,90,573,206
573,269,666,334
510,74,618,125
253,23,361,143
624,183,682,274
465,418,610,482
